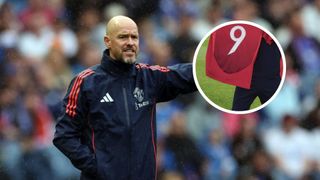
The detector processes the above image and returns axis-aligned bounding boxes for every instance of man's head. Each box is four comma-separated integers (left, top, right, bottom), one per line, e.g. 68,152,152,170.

104,16,139,64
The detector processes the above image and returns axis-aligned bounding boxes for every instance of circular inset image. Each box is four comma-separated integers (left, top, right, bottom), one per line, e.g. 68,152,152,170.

193,21,286,114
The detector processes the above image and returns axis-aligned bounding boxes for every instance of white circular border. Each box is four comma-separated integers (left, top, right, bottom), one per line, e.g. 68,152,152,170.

192,20,286,114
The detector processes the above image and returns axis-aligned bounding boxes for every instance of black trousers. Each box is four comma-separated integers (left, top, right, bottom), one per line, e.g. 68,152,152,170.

232,77,281,111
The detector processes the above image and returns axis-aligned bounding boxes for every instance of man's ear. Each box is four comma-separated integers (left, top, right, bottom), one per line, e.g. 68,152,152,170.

104,35,111,49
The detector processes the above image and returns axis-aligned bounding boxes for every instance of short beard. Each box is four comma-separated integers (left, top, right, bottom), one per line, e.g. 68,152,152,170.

110,50,137,64
122,57,136,64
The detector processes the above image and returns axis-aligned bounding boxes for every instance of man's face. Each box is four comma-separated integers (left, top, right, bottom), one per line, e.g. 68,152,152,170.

105,22,139,64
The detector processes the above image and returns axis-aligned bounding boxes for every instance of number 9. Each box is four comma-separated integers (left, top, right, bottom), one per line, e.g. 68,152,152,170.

228,25,246,55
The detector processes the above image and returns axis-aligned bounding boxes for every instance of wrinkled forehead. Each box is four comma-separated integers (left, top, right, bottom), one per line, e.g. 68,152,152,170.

114,24,139,36
107,18,139,36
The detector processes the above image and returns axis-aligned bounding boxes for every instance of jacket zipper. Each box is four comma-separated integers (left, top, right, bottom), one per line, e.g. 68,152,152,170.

122,87,130,126
122,87,131,179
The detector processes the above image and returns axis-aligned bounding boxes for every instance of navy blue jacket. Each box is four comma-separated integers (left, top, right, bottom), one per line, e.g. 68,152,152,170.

53,50,196,180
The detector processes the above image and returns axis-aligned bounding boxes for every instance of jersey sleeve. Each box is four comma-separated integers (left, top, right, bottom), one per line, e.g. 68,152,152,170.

156,63,197,102
53,69,97,175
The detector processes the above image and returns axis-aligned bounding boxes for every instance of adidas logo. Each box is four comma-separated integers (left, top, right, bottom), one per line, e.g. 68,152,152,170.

100,93,114,103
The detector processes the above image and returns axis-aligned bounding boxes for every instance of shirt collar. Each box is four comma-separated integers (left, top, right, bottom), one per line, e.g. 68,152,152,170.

101,49,137,77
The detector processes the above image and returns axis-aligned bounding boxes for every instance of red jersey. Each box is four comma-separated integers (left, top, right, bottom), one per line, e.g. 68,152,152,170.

206,24,274,89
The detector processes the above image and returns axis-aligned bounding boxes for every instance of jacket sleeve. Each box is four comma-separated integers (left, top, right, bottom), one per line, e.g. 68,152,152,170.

53,74,97,175
156,63,197,102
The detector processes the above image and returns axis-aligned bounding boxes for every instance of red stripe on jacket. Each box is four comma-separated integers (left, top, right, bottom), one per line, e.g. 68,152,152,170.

66,69,94,118
66,70,87,115
66,69,91,116
136,63,170,72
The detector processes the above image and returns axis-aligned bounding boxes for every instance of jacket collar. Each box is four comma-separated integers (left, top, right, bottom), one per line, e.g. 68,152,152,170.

101,49,137,77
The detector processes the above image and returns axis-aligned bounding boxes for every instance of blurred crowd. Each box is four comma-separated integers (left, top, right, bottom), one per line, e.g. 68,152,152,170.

0,0,320,179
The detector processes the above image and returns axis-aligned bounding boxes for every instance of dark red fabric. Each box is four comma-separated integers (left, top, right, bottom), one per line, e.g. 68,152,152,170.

280,57,283,78
206,24,263,89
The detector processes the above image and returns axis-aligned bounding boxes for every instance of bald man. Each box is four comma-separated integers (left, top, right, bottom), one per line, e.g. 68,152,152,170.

104,16,139,64
53,16,197,180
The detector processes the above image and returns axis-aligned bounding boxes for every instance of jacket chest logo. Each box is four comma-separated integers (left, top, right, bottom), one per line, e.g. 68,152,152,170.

100,92,114,103
133,87,149,110
133,87,144,102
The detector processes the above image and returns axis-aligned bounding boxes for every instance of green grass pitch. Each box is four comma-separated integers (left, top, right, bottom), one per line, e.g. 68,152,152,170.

195,38,261,110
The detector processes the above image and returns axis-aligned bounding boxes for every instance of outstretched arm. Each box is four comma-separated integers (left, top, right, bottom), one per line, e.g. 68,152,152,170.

156,63,197,102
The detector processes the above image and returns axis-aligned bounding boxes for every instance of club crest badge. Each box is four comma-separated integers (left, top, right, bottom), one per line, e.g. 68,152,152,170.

133,87,149,110
133,87,144,102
